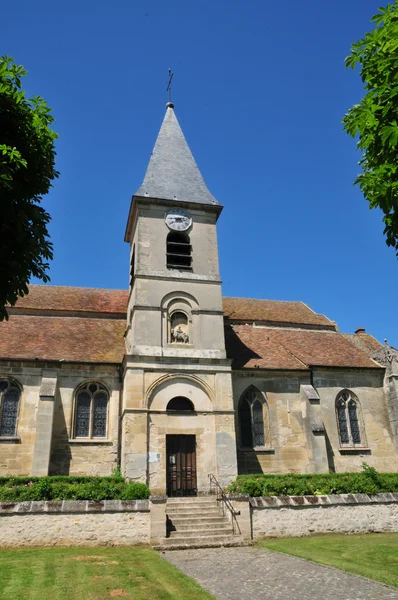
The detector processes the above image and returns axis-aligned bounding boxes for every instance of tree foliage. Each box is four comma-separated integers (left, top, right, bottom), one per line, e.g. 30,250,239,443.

0,56,58,320
343,2,398,254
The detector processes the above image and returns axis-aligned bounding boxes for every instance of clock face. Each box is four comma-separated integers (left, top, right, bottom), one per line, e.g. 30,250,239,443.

165,209,192,231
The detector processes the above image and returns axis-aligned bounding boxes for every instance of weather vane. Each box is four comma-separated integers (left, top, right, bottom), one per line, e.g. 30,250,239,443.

166,68,174,103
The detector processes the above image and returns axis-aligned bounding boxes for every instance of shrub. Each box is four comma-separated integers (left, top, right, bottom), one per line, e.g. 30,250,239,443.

227,464,398,497
0,475,150,502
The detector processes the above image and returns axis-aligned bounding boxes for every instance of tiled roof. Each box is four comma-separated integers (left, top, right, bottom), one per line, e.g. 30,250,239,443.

222,297,335,328
0,315,125,363
13,286,335,330
13,285,128,315
342,333,383,357
224,324,307,370
0,285,382,369
226,325,381,370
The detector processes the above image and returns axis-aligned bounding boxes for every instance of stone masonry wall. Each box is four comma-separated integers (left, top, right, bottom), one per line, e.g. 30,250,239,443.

251,493,398,539
0,500,150,547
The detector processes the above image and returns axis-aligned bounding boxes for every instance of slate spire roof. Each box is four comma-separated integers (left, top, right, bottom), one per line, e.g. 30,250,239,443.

134,103,220,206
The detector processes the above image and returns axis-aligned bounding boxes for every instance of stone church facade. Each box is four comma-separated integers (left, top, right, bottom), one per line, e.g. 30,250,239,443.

1,103,397,494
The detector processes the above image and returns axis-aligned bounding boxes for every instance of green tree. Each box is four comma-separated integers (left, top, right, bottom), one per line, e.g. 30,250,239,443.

343,2,398,255
0,56,58,320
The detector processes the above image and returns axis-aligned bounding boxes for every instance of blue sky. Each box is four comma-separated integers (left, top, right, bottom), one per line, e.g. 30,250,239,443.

3,0,397,346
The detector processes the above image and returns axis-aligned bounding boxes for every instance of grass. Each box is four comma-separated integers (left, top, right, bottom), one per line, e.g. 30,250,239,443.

0,546,214,600
258,533,398,588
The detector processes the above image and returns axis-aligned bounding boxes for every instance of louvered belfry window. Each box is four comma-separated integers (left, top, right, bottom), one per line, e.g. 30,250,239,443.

74,382,109,438
166,231,192,270
336,390,365,447
239,388,268,448
0,379,21,437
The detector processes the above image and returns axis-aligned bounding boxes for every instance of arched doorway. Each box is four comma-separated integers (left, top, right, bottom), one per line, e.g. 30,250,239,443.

166,397,197,496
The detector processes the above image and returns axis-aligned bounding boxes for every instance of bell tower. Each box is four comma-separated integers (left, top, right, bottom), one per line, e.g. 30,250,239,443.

122,102,237,494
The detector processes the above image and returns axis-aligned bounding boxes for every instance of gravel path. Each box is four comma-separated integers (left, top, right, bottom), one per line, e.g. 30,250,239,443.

162,546,398,600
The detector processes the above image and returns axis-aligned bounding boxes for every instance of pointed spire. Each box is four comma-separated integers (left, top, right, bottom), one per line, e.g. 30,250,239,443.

134,104,220,206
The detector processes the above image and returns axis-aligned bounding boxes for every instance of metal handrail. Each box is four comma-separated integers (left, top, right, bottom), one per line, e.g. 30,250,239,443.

208,473,241,535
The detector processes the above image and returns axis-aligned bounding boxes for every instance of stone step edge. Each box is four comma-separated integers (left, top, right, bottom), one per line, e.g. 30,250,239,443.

167,532,236,541
166,508,222,513
167,498,218,503
166,506,222,513
168,533,234,540
169,524,232,531
166,502,220,506
168,517,230,524
154,539,251,551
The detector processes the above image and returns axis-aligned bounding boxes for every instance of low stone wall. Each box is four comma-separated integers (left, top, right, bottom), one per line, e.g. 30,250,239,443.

251,493,398,539
0,500,150,547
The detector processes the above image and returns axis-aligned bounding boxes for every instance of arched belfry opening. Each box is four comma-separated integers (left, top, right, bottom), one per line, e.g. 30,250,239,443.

166,231,192,270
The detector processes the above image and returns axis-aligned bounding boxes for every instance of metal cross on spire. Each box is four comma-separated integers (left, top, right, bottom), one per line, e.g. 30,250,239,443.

166,68,174,104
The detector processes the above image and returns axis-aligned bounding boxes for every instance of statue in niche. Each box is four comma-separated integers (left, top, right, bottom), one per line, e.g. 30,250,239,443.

171,325,189,344
170,310,190,344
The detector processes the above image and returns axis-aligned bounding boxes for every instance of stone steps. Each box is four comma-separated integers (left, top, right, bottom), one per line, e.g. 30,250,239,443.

167,507,222,516
169,521,231,531
167,496,216,503
156,494,247,550
166,502,219,509
166,500,218,509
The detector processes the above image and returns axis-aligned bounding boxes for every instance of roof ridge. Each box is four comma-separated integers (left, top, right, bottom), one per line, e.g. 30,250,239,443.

224,296,305,303
28,284,128,292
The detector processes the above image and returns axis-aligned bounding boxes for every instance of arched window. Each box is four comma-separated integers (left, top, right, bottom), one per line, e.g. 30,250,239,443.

166,231,192,271
167,397,195,411
0,379,21,437
74,382,109,438
336,389,365,447
170,311,189,343
238,388,269,448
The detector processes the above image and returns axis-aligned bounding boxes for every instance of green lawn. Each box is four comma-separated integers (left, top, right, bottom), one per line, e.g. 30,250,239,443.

258,533,398,587
0,546,214,600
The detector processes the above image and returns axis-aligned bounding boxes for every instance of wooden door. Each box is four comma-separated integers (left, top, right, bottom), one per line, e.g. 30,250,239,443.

166,435,197,497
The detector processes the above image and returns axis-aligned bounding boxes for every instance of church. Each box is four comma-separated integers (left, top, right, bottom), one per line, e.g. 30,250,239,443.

1,102,397,495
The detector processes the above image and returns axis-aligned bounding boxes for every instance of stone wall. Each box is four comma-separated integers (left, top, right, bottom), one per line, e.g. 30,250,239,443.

233,369,398,476
0,362,120,477
251,493,398,539
0,500,150,547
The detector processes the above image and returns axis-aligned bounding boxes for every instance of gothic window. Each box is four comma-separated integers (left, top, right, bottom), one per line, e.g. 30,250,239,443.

238,387,269,448
336,390,365,447
170,311,189,344
167,397,195,411
0,379,21,437
74,382,109,438
166,231,192,271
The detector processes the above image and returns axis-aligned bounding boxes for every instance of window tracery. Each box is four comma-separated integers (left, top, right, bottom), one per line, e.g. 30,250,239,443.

0,379,21,437
74,382,109,438
336,389,365,447
238,387,269,448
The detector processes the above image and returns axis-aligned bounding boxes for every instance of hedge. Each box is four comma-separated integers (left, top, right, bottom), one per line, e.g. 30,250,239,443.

227,464,398,497
0,476,150,502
